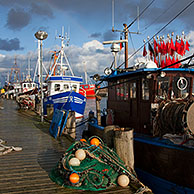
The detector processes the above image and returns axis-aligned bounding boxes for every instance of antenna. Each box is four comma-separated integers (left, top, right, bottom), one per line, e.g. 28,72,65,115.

137,6,140,33
112,0,115,32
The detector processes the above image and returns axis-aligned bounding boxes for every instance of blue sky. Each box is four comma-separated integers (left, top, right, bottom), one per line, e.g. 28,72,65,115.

1,0,194,86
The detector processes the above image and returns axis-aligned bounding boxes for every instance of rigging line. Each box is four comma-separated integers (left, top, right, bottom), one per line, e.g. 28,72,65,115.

141,0,177,32
97,54,194,90
118,0,194,69
127,0,155,29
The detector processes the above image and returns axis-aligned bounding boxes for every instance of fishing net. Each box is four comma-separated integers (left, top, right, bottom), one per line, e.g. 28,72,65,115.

50,136,148,192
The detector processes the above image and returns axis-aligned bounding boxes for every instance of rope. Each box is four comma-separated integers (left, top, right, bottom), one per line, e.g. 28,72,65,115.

49,136,149,191
0,138,22,156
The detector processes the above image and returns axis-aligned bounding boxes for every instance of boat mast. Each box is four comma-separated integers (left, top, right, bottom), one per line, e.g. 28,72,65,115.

123,24,129,68
48,27,74,78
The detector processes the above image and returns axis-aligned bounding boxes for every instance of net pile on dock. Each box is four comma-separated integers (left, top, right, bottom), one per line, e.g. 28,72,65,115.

50,136,149,192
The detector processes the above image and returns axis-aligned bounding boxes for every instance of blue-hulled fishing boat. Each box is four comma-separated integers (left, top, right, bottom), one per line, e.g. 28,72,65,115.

43,31,86,120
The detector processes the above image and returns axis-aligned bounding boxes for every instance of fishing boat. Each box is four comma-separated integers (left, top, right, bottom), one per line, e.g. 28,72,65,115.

80,63,96,97
85,26,194,193
43,31,86,120
80,84,95,97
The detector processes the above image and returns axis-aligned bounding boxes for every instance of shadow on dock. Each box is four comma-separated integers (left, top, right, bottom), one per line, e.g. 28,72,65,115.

0,99,139,194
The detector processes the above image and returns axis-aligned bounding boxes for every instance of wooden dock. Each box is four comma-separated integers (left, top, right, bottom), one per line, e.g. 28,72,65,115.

0,99,135,194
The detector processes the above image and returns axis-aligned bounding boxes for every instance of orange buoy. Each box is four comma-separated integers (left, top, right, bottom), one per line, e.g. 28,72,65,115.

90,138,100,146
69,173,79,184
80,138,86,142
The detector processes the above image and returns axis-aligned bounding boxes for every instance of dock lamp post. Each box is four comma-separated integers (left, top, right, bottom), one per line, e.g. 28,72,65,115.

34,31,48,122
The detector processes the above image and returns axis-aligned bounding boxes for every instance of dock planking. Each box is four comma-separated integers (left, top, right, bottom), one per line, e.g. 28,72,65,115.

0,99,134,194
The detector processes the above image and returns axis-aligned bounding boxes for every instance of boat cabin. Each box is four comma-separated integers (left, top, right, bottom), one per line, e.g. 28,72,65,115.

106,66,194,136
47,76,83,96
21,82,37,93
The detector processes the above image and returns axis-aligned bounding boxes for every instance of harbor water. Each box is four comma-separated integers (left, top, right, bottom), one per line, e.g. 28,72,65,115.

76,96,107,140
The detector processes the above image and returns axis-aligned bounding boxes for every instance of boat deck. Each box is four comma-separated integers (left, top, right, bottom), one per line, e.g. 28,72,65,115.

0,99,134,194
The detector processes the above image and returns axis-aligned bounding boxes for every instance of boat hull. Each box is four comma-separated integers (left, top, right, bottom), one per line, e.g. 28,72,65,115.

80,84,95,97
44,91,86,119
86,120,194,193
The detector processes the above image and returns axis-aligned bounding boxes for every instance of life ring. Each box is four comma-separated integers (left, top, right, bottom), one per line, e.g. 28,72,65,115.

177,77,188,91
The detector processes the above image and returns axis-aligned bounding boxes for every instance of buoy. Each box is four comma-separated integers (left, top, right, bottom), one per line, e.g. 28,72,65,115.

75,149,86,161
69,173,80,184
80,138,86,142
90,138,100,146
117,174,130,187
69,157,80,166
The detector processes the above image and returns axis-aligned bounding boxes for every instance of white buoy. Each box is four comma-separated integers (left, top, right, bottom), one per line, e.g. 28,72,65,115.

75,149,86,161
117,174,130,187
69,157,80,166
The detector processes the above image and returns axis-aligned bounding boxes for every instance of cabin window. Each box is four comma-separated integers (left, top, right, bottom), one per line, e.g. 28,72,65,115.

84,86,89,89
120,80,124,100
129,82,136,98
24,84,26,87
142,79,149,100
72,85,77,92
116,80,121,100
54,84,60,91
157,77,169,99
123,81,129,100
63,84,69,91
172,76,190,99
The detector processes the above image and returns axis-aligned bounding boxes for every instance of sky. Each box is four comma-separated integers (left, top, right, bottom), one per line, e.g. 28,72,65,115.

1,0,194,86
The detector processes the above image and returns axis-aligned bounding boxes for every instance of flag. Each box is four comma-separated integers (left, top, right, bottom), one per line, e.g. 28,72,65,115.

175,40,181,55
163,41,166,55
170,38,175,56
148,42,154,59
180,39,185,56
166,55,170,67
185,40,190,51
166,41,170,55
143,44,147,57
120,36,123,51
154,56,158,67
154,38,158,56
176,56,181,68
161,59,165,68
171,56,176,68
158,43,162,53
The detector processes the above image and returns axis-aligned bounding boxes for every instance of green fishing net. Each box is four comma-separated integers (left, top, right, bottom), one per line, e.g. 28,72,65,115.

49,136,143,191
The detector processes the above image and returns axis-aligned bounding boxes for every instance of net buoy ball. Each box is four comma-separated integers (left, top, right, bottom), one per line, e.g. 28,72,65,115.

69,173,79,184
68,157,80,166
75,149,86,161
117,175,130,187
90,138,100,146
80,138,86,142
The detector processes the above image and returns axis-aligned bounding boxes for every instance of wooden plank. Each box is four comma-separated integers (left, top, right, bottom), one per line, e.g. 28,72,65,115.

0,99,134,194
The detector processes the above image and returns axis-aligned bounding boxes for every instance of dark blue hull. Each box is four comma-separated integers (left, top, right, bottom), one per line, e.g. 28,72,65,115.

44,91,86,116
136,168,194,194
87,120,194,193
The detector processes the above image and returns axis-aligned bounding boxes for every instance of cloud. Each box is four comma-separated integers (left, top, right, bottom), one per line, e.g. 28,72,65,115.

6,8,31,30
89,33,102,39
30,2,53,18
0,38,24,51
103,30,118,41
